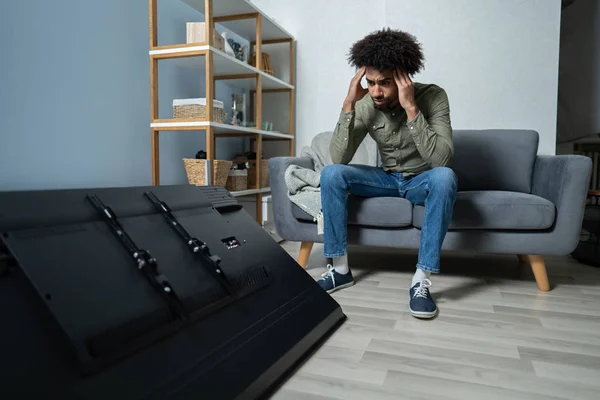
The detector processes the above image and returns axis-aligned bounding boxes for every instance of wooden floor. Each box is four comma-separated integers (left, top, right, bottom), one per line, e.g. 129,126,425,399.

268,242,600,400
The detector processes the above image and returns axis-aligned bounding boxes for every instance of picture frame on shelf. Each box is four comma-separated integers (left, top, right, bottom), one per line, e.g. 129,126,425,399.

231,93,246,127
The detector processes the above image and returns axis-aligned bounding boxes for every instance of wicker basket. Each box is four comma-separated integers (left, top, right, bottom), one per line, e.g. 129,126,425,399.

173,98,226,123
183,158,232,187
248,160,269,188
226,169,248,192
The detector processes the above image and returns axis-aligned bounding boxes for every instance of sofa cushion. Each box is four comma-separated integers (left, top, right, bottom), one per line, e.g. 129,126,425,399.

412,191,555,230
292,195,413,228
451,130,539,193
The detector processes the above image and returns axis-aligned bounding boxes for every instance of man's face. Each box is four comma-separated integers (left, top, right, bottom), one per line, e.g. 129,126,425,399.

365,67,398,110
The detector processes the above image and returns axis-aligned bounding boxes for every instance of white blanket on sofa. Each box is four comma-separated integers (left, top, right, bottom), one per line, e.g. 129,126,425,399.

284,131,378,234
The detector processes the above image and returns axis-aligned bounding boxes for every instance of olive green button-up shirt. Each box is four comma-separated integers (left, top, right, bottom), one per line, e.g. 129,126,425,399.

330,83,454,176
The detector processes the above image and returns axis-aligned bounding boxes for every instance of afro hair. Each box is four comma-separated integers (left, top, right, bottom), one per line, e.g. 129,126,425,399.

348,28,424,75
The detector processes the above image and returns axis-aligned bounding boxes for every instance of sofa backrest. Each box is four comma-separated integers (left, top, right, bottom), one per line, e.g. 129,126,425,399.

317,128,539,193
451,129,539,193
307,131,379,168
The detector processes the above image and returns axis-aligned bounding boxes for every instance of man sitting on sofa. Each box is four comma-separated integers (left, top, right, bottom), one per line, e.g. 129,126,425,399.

317,28,458,319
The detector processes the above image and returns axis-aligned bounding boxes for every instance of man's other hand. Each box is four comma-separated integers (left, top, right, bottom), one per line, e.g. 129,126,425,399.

394,68,419,120
343,67,368,112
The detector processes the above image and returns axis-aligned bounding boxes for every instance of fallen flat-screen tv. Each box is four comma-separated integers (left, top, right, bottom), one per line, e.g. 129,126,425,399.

0,184,345,399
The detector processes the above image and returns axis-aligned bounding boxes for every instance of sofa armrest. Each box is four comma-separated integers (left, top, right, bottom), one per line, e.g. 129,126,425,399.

531,154,592,254
268,156,316,241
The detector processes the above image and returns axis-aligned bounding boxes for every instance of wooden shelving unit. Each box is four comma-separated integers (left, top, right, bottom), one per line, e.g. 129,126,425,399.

148,0,295,224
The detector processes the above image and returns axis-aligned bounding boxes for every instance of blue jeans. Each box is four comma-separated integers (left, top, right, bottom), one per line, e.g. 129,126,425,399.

320,164,458,274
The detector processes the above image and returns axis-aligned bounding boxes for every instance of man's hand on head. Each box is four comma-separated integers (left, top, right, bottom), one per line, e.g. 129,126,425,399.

394,68,419,120
343,66,368,112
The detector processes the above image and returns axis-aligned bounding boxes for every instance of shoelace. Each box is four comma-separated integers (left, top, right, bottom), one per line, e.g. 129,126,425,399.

412,278,432,299
321,264,336,287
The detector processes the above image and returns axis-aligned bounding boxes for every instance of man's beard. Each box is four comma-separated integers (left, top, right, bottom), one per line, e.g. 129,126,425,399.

372,96,396,110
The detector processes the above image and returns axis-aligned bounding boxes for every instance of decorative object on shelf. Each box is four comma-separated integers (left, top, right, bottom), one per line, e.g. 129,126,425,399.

250,52,274,75
261,121,273,131
221,32,248,62
220,32,236,58
235,151,264,161
183,158,232,187
173,98,226,123
186,22,225,51
231,93,246,126
233,160,248,169
226,168,248,192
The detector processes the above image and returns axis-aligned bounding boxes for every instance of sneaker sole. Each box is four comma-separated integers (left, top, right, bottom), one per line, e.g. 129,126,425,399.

409,307,438,319
326,281,355,294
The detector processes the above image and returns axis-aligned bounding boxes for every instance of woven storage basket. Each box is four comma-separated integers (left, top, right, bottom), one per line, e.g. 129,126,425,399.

226,169,248,192
173,98,226,123
183,158,232,187
248,160,269,188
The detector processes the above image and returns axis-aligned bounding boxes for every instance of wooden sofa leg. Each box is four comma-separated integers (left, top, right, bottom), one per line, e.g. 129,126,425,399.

526,255,550,292
298,241,314,269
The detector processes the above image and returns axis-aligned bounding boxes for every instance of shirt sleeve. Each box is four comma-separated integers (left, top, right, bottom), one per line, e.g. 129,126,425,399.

406,88,454,168
329,107,369,165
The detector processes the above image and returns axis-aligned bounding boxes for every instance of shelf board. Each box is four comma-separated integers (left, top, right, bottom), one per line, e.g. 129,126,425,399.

150,120,294,139
571,135,600,144
181,0,294,41
149,45,293,91
230,187,271,197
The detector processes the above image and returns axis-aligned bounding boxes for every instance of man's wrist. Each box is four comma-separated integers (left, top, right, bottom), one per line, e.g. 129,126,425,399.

343,100,356,113
405,105,419,121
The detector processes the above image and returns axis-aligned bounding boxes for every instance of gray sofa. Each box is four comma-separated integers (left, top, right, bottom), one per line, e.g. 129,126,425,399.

268,129,592,292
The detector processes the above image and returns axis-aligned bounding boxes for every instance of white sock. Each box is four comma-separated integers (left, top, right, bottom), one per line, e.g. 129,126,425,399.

332,254,349,275
412,268,430,287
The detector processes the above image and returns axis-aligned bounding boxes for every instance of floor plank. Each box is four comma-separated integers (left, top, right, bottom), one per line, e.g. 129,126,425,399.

532,360,600,389
363,350,599,400
273,372,445,400
342,321,522,358
367,338,534,375
383,369,569,400
518,346,600,370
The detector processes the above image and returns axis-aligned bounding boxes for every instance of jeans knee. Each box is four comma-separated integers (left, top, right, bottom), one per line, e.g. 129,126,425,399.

320,164,346,188
430,167,458,193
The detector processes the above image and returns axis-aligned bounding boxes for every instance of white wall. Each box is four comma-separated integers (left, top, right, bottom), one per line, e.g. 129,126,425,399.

556,0,600,145
251,0,562,155
251,0,385,153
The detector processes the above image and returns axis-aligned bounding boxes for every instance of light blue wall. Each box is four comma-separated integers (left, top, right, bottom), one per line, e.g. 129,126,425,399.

0,0,248,191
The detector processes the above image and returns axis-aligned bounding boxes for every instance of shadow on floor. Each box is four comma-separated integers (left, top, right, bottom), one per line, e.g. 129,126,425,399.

294,242,600,292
